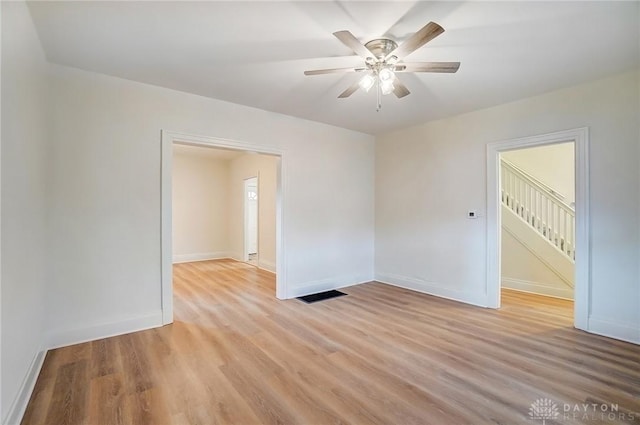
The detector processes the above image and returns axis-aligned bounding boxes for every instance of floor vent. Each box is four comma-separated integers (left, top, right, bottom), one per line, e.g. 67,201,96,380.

297,290,347,304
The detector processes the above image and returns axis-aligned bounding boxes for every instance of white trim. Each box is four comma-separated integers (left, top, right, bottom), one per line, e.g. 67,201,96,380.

46,311,163,350
173,252,232,264
161,130,287,325
486,127,589,330
587,317,640,345
288,275,372,298
258,259,276,273
375,272,489,307
0,10,3,421
228,252,244,262
573,129,590,331
2,350,46,425
275,154,286,297
502,278,573,300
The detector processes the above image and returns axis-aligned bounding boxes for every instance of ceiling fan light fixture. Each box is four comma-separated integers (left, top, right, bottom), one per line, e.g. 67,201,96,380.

359,74,376,92
380,79,395,96
378,68,394,82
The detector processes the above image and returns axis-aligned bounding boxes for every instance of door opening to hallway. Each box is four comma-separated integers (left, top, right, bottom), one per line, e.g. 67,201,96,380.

499,141,576,322
169,140,280,305
244,176,259,265
487,127,591,330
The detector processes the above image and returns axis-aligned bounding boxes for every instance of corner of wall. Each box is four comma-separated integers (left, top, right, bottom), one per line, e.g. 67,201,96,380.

172,251,233,264
287,274,373,299
1,1,53,423
374,272,489,308
587,317,640,345
257,258,276,273
46,310,163,350
2,350,46,425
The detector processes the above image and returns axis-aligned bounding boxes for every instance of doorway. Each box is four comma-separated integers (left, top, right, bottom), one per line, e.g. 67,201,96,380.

244,177,259,265
486,127,590,330
499,142,575,315
161,131,286,325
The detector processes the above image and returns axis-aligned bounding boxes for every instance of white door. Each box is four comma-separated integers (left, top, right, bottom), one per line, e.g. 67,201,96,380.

244,177,258,260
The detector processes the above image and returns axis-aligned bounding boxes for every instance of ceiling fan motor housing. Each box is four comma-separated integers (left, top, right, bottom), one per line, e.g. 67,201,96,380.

364,38,398,60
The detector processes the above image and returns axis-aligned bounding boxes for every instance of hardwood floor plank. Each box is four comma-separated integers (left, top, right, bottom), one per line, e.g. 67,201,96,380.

122,388,171,425
88,373,126,425
249,329,408,425
43,360,89,425
219,361,300,425
89,338,119,379
21,259,640,424
118,333,154,395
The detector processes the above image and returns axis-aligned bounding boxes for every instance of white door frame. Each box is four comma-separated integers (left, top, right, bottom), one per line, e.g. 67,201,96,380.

243,176,259,262
486,127,590,330
161,130,286,325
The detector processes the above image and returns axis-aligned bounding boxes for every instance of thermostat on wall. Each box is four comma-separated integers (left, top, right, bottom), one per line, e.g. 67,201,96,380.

468,210,478,219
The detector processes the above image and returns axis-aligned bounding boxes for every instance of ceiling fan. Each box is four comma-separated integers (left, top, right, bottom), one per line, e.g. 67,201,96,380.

304,22,460,111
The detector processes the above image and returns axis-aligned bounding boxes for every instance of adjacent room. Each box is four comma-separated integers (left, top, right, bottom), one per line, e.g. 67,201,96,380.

172,143,278,273
2,1,639,424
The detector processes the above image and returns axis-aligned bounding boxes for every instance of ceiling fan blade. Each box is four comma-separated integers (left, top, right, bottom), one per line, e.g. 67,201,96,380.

333,30,375,59
338,81,361,98
393,77,410,98
304,67,365,76
396,62,460,73
385,22,445,61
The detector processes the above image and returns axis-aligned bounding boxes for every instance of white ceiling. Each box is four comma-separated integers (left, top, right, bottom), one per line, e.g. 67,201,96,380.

28,1,639,135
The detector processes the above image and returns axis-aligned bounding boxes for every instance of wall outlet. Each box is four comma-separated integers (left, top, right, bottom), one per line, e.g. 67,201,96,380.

468,210,478,219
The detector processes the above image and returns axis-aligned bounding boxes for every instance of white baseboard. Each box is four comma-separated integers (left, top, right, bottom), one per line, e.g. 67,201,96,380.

230,252,244,262
173,251,232,264
588,316,640,345
3,349,47,425
502,277,573,300
375,272,489,308
46,310,164,349
258,258,276,273
287,274,373,299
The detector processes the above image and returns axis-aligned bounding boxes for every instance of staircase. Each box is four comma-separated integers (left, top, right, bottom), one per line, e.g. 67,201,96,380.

501,159,575,297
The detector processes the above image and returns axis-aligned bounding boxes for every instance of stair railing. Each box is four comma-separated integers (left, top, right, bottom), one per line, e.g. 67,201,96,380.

501,159,575,260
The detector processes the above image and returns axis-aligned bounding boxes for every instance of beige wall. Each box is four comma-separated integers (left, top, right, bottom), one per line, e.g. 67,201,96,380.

1,2,49,421
502,230,573,299
228,154,278,272
172,152,230,262
375,70,639,343
502,142,575,203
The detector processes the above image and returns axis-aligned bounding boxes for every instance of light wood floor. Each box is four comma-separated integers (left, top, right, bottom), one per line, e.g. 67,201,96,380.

22,260,640,424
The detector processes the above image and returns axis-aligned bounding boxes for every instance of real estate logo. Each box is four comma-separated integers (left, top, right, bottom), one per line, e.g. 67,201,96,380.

529,398,560,424
528,398,638,423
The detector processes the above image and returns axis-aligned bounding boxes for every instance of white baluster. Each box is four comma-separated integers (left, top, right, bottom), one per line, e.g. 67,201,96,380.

500,159,575,261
